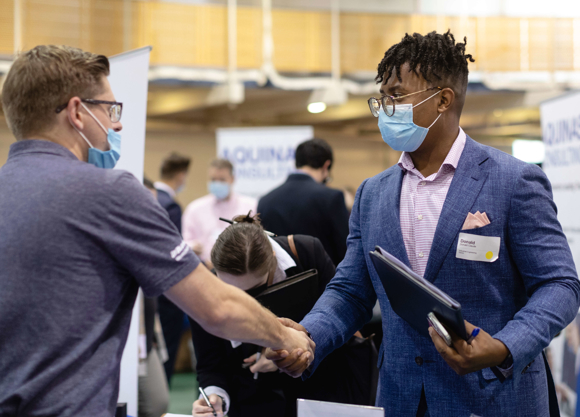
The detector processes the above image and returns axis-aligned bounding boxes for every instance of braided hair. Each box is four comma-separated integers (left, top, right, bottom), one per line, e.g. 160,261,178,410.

376,30,475,97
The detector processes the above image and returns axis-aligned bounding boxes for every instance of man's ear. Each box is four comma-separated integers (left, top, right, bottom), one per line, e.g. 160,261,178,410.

66,97,84,130
323,160,332,171
437,88,455,114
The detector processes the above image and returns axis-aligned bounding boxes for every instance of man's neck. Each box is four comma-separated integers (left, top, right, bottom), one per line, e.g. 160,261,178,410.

409,125,460,177
31,129,86,161
296,167,322,183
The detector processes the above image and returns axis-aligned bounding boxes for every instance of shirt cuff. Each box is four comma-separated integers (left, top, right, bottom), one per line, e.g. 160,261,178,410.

201,386,230,414
493,352,514,380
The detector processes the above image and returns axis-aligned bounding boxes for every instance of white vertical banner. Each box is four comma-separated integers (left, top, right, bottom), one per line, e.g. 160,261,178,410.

216,126,313,199
109,46,152,417
541,91,580,417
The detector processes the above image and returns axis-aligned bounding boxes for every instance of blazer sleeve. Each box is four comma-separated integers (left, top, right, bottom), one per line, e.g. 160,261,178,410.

493,163,580,385
300,179,377,377
327,189,350,266
189,317,231,393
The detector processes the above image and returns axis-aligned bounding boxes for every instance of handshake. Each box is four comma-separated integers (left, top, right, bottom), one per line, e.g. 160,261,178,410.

266,317,316,378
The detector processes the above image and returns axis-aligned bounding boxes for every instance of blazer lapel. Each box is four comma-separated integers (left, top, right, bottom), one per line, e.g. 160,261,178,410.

378,168,411,268
423,137,490,282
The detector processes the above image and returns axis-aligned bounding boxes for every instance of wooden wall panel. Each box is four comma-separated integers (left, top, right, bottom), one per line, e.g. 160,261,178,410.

2,1,579,73
0,0,14,55
237,7,262,69
341,13,410,73
528,19,553,71
22,0,85,50
272,9,331,72
553,19,574,70
477,17,521,71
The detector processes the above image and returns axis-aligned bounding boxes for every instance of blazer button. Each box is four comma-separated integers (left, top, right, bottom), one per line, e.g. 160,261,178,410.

415,356,423,366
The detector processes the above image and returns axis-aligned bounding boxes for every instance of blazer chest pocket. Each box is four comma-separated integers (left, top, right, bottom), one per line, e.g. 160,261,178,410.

455,219,505,264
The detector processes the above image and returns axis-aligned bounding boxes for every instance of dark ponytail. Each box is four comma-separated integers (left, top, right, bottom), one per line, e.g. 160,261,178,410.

211,212,275,278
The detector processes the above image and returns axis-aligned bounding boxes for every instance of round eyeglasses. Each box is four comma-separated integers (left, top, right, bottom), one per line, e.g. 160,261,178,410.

368,86,441,118
55,98,123,123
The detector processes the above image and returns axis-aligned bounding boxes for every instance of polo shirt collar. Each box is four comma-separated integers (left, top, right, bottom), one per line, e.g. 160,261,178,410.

8,139,79,161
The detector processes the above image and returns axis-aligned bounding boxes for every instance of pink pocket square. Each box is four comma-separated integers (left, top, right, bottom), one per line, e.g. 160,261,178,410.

462,211,490,230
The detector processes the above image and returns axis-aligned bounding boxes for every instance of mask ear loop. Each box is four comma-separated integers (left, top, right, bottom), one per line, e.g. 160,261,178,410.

412,89,442,109
428,113,442,129
80,102,109,135
412,89,443,129
67,104,95,149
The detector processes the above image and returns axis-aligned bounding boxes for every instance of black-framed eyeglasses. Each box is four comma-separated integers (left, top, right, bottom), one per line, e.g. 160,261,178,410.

368,86,441,117
55,99,123,123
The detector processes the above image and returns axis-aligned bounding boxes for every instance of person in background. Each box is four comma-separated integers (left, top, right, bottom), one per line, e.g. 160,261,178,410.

154,152,191,234
154,153,192,385
182,159,257,268
258,138,350,266
191,213,376,417
139,178,170,417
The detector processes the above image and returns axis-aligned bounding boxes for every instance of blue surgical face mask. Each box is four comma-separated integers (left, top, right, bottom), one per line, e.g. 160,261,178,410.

208,181,230,200
72,103,122,169
378,90,442,152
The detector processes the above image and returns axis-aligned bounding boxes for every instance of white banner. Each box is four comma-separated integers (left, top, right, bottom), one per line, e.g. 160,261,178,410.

110,46,152,417
216,126,313,199
541,91,580,417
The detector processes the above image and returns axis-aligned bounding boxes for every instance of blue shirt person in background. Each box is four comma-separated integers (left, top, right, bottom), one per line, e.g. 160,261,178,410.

268,31,580,417
0,45,313,417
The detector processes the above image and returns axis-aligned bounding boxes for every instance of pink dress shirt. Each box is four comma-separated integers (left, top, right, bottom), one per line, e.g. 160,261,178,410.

398,128,466,277
182,192,257,262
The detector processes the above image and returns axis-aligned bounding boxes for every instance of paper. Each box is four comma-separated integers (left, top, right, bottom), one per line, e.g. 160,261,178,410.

456,233,500,262
297,399,384,417
163,414,191,417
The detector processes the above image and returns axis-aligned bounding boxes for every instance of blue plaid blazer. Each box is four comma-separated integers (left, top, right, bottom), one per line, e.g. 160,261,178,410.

301,136,580,417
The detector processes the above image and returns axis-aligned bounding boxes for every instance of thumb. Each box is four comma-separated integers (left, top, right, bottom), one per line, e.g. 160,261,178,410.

278,317,306,332
244,354,257,363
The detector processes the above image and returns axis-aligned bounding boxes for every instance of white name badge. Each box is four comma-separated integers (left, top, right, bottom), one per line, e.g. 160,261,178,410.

456,232,500,262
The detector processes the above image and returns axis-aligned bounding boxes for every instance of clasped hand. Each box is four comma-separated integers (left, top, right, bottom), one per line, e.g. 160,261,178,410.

429,319,509,376
265,318,315,378
243,349,278,373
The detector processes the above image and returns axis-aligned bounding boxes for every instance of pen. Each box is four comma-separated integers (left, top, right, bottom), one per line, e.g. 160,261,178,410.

467,327,480,345
198,386,218,417
254,352,260,380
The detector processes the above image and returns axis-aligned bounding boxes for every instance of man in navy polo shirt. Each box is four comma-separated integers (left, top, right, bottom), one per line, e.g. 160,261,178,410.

0,45,313,417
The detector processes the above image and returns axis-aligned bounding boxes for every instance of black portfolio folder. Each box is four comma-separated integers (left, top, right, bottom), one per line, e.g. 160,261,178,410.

370,246,468,340
256,269,319,323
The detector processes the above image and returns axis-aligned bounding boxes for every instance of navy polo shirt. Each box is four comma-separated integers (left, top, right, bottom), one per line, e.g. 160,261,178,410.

0,140,200,416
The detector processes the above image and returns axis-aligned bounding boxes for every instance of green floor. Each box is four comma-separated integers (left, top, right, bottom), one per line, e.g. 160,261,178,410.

168,372,198,414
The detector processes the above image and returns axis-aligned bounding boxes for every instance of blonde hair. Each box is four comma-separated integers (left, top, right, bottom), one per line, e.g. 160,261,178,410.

1,45,110,140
